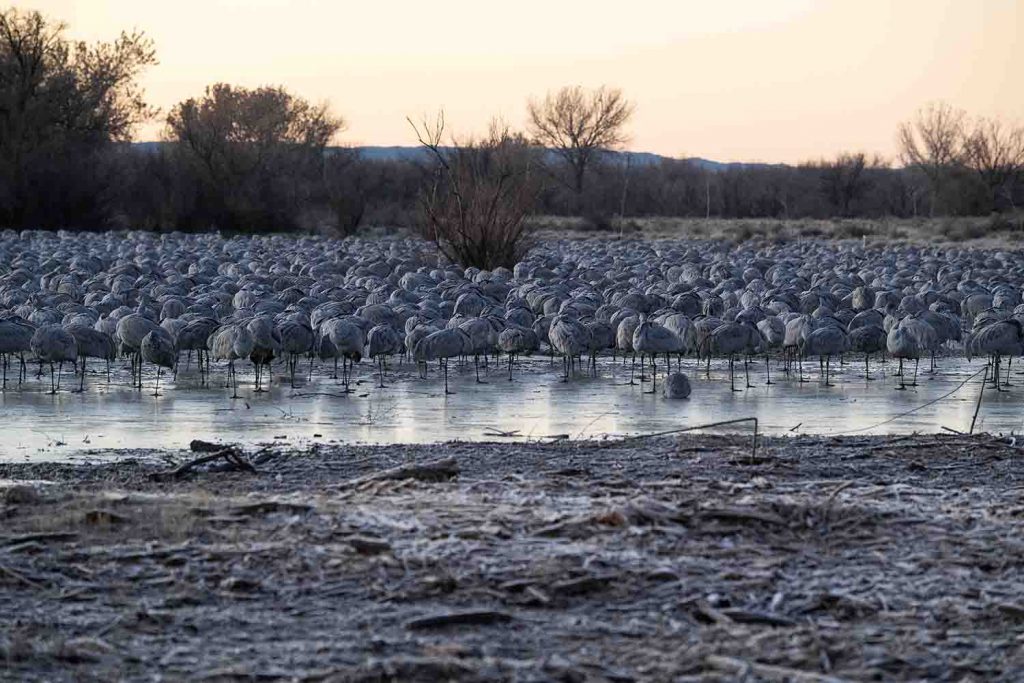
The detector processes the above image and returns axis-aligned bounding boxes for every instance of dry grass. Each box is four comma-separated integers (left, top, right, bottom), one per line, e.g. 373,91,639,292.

2,435,1024,680
529,213,1024,246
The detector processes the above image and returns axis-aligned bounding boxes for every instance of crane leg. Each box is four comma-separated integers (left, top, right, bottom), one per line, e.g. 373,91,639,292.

765,354,772,385
911,359,919,387
153,368,161,397
865,353,871,381
745,356,753,388
896,358,906,390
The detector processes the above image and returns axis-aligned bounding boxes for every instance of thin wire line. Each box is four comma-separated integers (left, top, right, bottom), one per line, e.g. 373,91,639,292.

826,365,988,435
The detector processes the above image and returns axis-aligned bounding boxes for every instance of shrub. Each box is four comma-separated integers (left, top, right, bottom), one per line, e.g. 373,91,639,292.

410,114,542,270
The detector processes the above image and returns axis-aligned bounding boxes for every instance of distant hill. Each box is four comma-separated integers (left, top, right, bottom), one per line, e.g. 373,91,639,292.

134,142,776,171
354,145,775,171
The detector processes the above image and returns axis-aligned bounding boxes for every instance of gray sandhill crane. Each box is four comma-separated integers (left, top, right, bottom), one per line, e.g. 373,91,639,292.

584,321,614,375
756,316,785,385
176,317,219,385
886,324,922,390
324,318,365,392
115,313,161,389
498,326,539,380
141,329,176,396
549,315,591,381
847,325,886,380
313,328,339,380
65,324,117,391
209,324,255,399
414,328,470,394
276,319,313,388
459,317,497,383
633,319,684,393
30,325,78,394
800,326,849,386
662,313,697,365
899,315,939,377
701,321,760,391
615,315,641,382
246,316,281,392
407,323,440,378
366,324,402,388
0,315,35,388
969,319,1024,391
783,315,814,381
693,316,723,378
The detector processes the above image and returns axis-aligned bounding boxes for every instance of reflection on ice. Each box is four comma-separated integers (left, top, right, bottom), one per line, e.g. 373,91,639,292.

0,355,1020,461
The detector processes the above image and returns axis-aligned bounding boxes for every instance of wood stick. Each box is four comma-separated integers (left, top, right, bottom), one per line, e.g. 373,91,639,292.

705,654,853,683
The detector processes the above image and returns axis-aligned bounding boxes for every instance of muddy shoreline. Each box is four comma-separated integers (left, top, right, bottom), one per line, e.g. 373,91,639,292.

2,434,1023,681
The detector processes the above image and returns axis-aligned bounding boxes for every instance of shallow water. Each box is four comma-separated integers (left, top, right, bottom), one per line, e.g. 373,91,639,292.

0,354,1019,461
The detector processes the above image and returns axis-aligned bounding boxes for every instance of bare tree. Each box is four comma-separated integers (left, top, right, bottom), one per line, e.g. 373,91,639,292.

897,102,967,215
410,112,541,270
527,85,634,203
963,117,1024,211
818,152,888,216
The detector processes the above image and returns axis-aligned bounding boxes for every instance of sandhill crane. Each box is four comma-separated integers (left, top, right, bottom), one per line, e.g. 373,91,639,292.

276,319,313,388
662,313,697,365
141,329,176,396
756,316,785,384
116,313,161,389
783,315,815,381
30,325,78,394
65,324,117,391
969,319,1024,391
584,321,614,375
899,315,939,378
549,315,590,381
702,321,760,391
414,328,470,394
366,324,402,388
633,319,684,393
176,317,219,386
406,323,440,378
459,317,497,383
246,316,281,392
0,315,35,388
886,324,922,390
800,326,849,386
497,326,539,380
848,325,886,380
209,324,255,399
615,315,641,381
324,318,365,392
693,316,723,378
663,372,691,398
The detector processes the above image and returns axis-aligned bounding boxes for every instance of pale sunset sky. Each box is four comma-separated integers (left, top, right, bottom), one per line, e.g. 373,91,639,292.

19,0,1024,163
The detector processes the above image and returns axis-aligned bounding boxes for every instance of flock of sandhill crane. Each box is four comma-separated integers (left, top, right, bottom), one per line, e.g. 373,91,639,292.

0,231,1022,401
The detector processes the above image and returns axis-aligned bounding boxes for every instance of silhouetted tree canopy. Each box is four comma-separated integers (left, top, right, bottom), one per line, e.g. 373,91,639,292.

0,7,155,228
164,84,343,232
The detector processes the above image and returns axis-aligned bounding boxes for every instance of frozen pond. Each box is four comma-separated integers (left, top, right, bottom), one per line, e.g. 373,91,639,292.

0,354,1019,462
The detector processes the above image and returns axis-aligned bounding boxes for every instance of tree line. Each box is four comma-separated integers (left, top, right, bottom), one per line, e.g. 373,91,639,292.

2,7,1022,241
